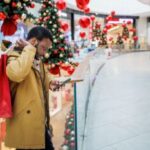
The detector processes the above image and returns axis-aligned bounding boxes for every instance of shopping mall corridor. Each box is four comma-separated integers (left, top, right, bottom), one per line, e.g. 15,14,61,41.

83,52,150,150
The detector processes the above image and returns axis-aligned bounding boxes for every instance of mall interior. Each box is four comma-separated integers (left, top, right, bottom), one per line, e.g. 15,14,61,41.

0,0,150,150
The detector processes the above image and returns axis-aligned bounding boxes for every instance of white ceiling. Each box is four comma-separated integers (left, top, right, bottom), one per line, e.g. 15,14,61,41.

66,0,150,17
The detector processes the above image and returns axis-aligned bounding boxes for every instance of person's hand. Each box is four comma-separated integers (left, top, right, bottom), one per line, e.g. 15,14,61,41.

15,39,38,49
49,80,63,91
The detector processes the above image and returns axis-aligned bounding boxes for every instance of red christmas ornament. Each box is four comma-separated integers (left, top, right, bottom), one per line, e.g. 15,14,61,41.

61,22,69,32
67,67,75,75
30,3,35,8
56,0,66,11
0,12,6,20
79,16,91,28
127,20,132,25
111,11,116,16
54,50,58,54
103,28,107,34
133,36,138,41
90,15,96,21
13,14,20,21
12,2,17,7
70,142,75,147
76,0,90,10
1,18,17,36
109,37,113,41
106,15,112,22
49,66,60,75
64,140,69,145
84,6,90,14
65,129,71,135
70,114,74,118
79,31,86,39
42,4,46,8
122,23,126,28
105,24,112,30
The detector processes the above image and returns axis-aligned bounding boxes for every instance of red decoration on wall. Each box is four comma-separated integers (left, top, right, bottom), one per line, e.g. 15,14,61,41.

79,17,91,28
79,31,86,38
56,0,66,11
61,22,69,32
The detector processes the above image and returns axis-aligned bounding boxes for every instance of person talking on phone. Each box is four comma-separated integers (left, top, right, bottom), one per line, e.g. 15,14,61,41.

5,26,58,150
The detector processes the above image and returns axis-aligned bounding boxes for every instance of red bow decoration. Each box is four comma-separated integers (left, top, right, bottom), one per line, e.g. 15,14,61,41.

0,54,12,118
49,65,61,75
1,18,17,36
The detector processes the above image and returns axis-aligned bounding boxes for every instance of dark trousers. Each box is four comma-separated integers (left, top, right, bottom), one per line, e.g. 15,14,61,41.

17,128,54,150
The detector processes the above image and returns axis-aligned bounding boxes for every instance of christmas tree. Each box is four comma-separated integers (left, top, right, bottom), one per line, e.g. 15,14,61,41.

116,34,124,48
62,105,75,150
122,25,129,39
0,0,35,36
37,0,73,75
92,22,101,41
99,30,107,47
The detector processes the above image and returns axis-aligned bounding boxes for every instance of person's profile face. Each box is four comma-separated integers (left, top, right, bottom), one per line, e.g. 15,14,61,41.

37,38,52,56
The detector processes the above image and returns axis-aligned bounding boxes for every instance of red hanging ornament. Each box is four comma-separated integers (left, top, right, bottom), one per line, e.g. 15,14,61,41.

0,12,6,20
111,11,116,16
79,16,91,28
105,24,112,30
133,36,138,41
61,22,69,32
103,28,107,34
56,0,66,11
65,129,71,135
76,0,90,10
122,23,126,28
84,6,90,14
127,20,132,25
30,3,35,8
79,31,86,39
1,18,17,36
42,4,46,8
109,37,113,41
90,15,96,21
12,14,20,21
54,50,58,54
12,2,17,7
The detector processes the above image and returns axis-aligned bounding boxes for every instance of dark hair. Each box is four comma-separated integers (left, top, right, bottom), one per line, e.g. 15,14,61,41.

27,26,53,41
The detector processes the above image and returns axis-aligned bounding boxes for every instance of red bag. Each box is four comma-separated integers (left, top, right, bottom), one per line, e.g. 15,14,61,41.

0,54,12,118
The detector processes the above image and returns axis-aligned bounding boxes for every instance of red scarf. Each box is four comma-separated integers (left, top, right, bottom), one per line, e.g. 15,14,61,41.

0,54,12,118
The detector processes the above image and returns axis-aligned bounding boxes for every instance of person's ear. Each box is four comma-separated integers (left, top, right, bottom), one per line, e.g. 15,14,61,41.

29,38,38,46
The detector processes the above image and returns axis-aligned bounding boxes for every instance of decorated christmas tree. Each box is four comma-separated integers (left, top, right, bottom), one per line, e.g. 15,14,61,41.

99,29,107,47
37,0,73,75
116,34,124,47
0,0,35,36
92,21,101,41
122,24,129,39
62,105,75,150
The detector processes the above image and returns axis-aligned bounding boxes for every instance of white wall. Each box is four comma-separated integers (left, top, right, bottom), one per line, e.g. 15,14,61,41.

137,17,148,49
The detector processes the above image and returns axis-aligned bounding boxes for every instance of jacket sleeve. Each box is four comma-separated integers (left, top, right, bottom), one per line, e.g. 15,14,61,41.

6,45,36,83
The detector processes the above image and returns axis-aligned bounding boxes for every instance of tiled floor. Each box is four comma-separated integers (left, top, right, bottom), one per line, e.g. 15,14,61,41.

83,52,150,150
